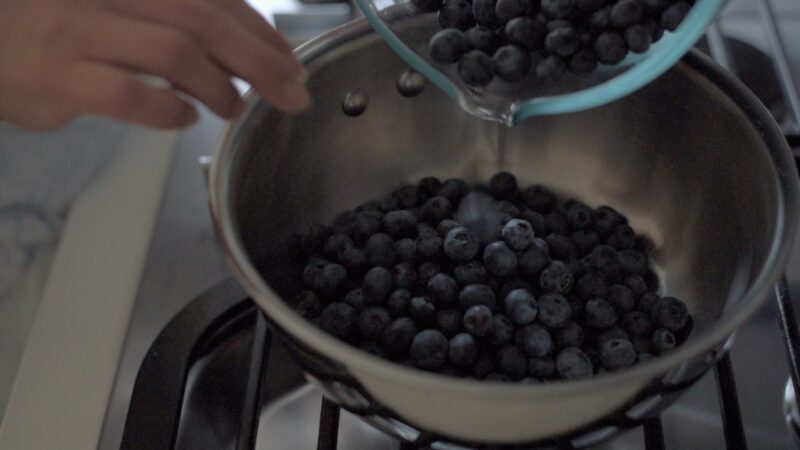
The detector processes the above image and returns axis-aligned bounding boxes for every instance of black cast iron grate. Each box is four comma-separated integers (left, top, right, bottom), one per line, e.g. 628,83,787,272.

120,0,800,447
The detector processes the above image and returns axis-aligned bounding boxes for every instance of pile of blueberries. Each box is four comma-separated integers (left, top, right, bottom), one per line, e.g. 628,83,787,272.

294,173,691,382
421,0,694,86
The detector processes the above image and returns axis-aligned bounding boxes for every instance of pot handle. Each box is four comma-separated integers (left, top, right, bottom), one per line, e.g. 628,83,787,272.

198,155,213,191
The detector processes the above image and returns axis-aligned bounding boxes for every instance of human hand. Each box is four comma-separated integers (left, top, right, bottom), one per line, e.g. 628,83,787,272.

0,0,310,130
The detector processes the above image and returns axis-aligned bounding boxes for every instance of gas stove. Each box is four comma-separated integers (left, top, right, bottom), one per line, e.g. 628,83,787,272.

97,0,800,449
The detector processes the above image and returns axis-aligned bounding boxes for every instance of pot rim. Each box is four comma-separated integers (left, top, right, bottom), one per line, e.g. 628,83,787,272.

208,18,800,398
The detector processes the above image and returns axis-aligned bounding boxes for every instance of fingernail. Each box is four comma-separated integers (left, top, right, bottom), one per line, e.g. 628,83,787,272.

281,81,312,111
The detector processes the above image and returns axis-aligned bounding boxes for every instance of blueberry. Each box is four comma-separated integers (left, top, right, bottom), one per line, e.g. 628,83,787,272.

454,261,488,285
365,233,397,268
344,288,366,309
418,223,439,238
317,264,349,298
519,243,551,276
428,273,459,307
501,18,543,52
499,279,533,301
570,229,599,256
443,227,480,263
416,235,443,261
492,45,532,83
349,212,382,244
457,286,496,312
521,185,556,213
607,224,635,250
505,288,539,325
473,0,500,27
537,293,572,328
610,0,643,28
411,0,442,12
624,274,647,297
359,341,387,358
576,0,607,12
545,209,570,235
544,234,575,261
651,328,676,353
639,292,659,315
497,346,528,379
632,335,653,354
525,357,554,378
440,179,470,204
383,318,418,355
474,353,497,378
661,2,689,31
620,249,648,275
410,330,449,370
651,297,689,331
323,233,354,260
576,272,608,299
621,310,653,337
439,0,476,30
546,19,571,32
601,338,636,371
542,0,575,19
301,224,333,255
466,26,502,54
488,172,518,199
418,261,442,288
644,269,660,292
497,200,522,217
608,284,636,312
483,241,518,276
337,244,367,274
556,347,594,379
486,372,512,382
429,29,469,65
303,257,328,288
521,210,547,236
594,31,628,64
394,239,417,264
363,266,392,305
387,289,411,317
545,26,580,56
379,196,400,212
540,260,573,294
392,185,420,209
594,206,626,236
333,210,356,233
437,309,464,337
382,210,417,239
495,0,537,24
556,321,584,347
464,304,494,337
516,324,553,357
295,291,322,319
585,298,618,328
436,219,460,239
536,55,566,80
625,24,652,53
588,5,611,34
410,296,437,325
320,302,356,337
392,263,417,291
418,177,443,201
448,333,478,367
564,202,592,230
596,327,630,349
491,314,515,347
420,196,453,224
359,307,392,340
589,244,623,281
498,220,534,252
458,50,495,87
641,0,669,15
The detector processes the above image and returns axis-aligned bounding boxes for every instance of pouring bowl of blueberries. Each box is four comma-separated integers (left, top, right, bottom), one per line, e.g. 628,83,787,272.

207,17,799,448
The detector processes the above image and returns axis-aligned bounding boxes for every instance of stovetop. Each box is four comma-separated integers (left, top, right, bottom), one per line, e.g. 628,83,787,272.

98,1,800,449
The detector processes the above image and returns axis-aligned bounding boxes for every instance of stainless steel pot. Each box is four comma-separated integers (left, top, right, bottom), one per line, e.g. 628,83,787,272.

208,19,800,447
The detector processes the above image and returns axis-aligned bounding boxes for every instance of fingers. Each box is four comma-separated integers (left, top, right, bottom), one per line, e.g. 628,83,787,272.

107,0,310,112
62,62,199,129
77,10,244,119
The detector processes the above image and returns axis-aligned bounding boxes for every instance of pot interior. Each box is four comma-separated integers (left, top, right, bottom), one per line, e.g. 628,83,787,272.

225,28,784,364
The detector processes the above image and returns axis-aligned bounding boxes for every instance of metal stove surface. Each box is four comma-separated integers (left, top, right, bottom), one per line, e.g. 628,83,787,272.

98,1,800,449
